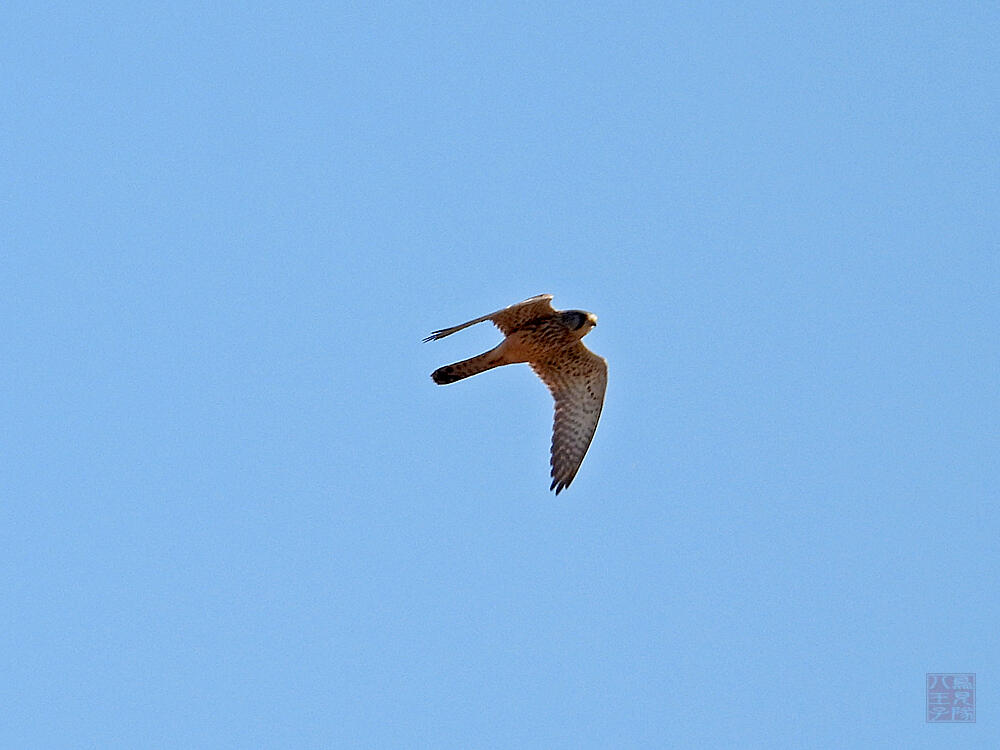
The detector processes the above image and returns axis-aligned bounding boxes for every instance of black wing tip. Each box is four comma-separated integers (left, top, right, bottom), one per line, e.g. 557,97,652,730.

423,331,443,343
550,477,571,495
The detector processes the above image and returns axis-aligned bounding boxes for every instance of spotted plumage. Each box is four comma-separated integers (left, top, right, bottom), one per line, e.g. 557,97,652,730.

425,294,607,494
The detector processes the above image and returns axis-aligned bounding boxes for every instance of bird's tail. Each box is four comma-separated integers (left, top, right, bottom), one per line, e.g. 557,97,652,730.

431,347,505,385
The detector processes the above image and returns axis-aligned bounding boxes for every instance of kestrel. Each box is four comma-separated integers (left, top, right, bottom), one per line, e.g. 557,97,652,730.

425,294,607,494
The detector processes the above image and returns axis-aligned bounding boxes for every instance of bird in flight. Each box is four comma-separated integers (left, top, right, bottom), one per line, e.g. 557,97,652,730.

425,294,607,494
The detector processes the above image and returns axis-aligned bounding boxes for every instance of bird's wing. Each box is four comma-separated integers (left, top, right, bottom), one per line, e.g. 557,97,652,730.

423,295,555,341
530,342,607,494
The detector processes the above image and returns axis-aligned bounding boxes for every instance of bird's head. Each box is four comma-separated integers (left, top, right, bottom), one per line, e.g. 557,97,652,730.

561,310,598,338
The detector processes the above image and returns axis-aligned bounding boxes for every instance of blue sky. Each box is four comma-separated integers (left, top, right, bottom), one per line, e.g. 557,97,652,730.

3,2,998,748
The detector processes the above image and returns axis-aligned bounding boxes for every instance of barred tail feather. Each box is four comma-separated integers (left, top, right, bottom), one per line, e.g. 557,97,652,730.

431,349,504,385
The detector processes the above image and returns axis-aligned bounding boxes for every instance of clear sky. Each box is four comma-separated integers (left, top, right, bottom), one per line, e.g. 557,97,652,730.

3,2,998,748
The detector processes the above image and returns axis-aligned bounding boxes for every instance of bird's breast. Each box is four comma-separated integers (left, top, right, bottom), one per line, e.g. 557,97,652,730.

504,321,576,360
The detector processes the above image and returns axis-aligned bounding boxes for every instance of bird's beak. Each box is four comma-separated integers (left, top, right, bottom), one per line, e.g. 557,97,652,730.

588,314,598,326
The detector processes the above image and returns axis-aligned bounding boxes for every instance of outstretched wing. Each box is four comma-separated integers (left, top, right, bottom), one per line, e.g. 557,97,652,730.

423,295,555,341
530,342,607,495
